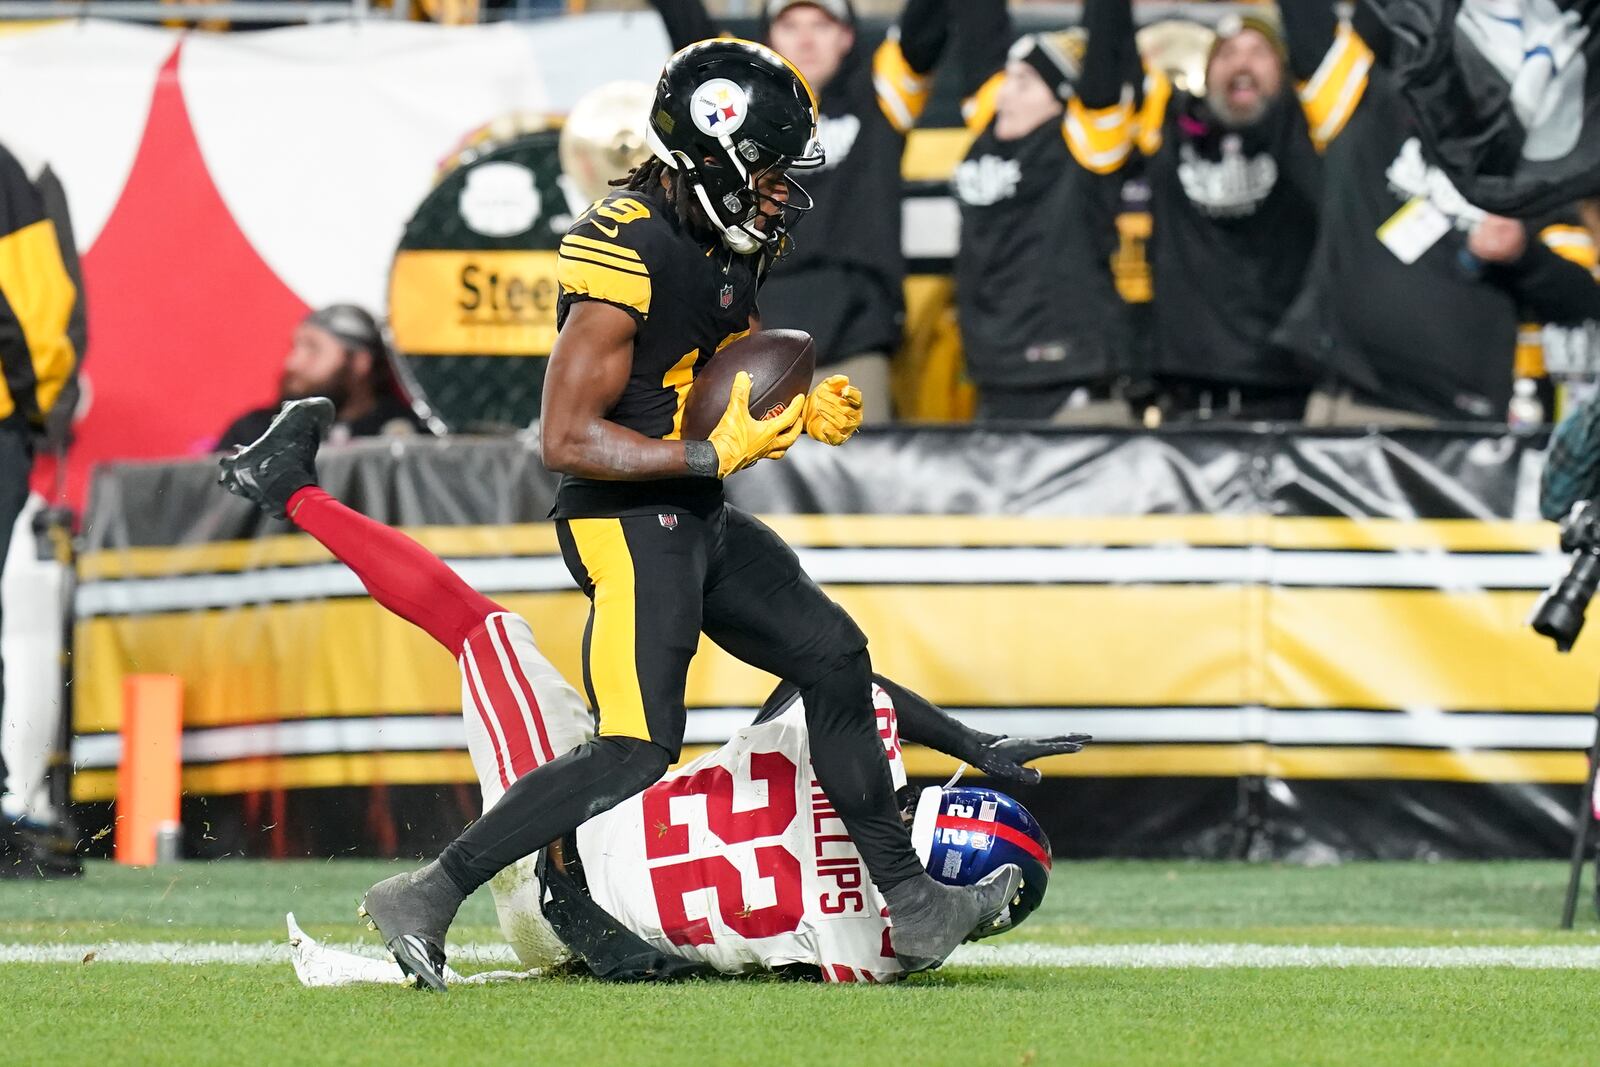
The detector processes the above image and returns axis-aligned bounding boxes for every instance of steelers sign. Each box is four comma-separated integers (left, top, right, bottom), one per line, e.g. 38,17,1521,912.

690,78,749,138
388,126,571,433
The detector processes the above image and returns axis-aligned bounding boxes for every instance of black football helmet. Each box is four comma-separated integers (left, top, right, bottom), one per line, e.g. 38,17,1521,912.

645,38,824,255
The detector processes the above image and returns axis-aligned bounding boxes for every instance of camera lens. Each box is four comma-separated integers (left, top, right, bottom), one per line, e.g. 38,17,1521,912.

1532,550,1600,652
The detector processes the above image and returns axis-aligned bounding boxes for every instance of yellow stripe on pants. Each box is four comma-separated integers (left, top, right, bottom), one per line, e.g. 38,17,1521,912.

567,518,651,741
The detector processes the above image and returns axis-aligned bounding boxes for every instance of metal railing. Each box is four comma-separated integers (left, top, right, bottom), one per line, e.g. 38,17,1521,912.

0,0,1266,25
0,0,398,21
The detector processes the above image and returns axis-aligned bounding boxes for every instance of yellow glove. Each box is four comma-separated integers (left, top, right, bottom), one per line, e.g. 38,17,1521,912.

708,371,807,478
804,374,864,446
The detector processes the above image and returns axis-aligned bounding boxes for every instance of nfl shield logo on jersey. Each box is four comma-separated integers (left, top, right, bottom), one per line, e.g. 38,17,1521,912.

719,283,734,309
658,514,679,531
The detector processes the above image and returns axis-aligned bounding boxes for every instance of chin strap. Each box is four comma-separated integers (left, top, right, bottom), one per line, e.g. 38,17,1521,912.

690,180,762,254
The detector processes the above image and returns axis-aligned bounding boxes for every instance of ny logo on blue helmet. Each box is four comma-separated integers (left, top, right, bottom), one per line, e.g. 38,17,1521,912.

910,785,1051,937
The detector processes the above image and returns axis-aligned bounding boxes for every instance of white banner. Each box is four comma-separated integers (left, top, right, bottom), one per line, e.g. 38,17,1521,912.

0,15,671,312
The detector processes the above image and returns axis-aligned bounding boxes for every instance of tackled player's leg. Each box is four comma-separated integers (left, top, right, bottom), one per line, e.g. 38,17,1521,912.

457,611,594,972
391,511,707,982
699,505,1021,971
219,399,682,989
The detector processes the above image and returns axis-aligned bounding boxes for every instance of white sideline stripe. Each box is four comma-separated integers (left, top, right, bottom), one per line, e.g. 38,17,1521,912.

951,943,1600,969
74,558,576,617
0,941,512,965
71,707,1598,770
692,706,1598,750
75,547,1573,618
939,708,1599,751
71,715,466,769
10,941,1600,970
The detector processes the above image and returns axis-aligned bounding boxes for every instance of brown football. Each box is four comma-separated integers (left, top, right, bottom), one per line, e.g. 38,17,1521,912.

680,329,816,441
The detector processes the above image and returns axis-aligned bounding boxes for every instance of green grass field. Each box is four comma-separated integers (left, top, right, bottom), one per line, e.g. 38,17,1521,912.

6,860,1600,1066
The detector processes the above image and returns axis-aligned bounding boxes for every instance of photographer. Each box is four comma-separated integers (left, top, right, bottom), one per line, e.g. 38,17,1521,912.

215,305,421,451
1542,396,1600,522
1530,395,1600,655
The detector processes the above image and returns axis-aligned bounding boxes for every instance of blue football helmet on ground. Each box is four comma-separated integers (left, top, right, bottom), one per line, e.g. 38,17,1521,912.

910,785,1051,938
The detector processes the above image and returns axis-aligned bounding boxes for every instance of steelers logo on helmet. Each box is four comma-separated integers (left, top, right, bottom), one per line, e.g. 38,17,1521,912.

646,39,824,255
690,78,750,138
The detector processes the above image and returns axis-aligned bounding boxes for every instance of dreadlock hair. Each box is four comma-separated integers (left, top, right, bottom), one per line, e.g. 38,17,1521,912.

611,158,705,234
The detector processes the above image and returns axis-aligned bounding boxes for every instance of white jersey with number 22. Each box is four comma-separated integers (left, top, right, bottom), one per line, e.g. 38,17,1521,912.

576,684,908,983
457,612,908,984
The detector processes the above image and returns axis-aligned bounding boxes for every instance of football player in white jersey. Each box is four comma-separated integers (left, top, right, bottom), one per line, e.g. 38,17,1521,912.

216,404,1086,986
293,665,1081,987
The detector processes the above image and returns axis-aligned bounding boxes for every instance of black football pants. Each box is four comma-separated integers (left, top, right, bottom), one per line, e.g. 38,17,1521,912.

438,504,924,895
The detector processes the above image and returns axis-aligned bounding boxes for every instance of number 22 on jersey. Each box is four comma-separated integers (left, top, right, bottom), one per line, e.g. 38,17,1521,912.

640,751,805,946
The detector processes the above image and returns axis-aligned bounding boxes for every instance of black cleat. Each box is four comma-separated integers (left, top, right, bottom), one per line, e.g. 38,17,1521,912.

0,814,82,880
358,861,463,993
885,864,1024,973
964,865,1025,943
385,933,449,993
217,397,333,519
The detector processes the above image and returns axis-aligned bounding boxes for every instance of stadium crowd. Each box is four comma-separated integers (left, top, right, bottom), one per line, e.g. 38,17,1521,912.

87,0,1587,439
207,0,1600,433
670,0,1600,428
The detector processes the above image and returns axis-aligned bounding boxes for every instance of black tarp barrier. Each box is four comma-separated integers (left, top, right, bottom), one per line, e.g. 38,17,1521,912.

71,426,1600,861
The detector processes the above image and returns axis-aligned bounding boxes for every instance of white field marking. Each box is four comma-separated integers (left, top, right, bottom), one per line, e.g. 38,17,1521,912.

950,942,1600,969
9,941,1600,969
0,941,518,965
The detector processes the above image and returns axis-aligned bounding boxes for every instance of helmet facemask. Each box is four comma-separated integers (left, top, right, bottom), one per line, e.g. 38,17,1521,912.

649,126,823,255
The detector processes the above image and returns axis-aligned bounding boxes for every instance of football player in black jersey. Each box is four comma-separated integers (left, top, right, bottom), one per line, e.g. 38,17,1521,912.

288,39,1019,990
648,0,952,422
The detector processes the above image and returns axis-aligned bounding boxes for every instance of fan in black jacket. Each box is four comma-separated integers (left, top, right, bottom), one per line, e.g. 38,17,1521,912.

939,0,1143,423
1272,0,1600,424
1071,0,1324,421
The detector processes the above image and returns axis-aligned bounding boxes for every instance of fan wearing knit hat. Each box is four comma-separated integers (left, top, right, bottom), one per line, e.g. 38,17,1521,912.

934,0,1143,424
1064,0,1323,423
214,305,425,452
995,30,1083,137
1205,9,1288,128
